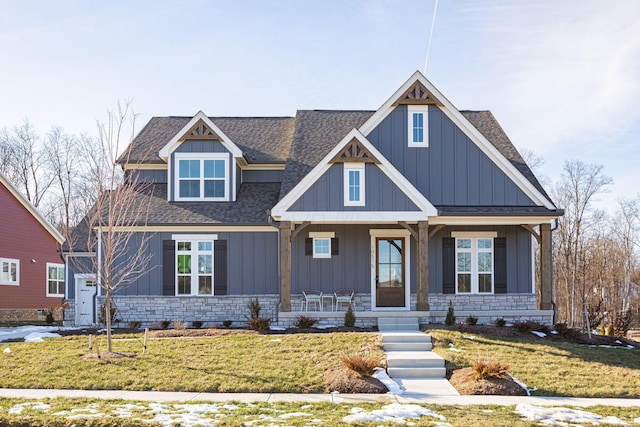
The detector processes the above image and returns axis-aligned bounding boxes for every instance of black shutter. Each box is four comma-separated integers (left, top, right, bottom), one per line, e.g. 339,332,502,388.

214,240,228,295
494,237,507,294
162,240,175,296
331,238,339,256
305,238,313,256
442,237,455,294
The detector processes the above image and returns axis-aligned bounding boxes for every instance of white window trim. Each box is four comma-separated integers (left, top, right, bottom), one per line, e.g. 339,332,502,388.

46,262,65,297
309,232,335,259
0,257,19,286
453,232,497,295
174,153,229,202
407,106,429,147
173,234,218,296
343,163,365,206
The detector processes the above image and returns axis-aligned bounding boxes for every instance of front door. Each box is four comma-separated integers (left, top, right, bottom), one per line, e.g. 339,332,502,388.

376,238,405,307
76,276,97,326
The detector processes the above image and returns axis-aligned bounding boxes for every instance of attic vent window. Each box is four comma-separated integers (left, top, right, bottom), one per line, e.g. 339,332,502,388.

408,106,429,147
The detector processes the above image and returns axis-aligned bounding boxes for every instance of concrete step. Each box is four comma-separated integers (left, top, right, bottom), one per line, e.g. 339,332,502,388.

382,332,432,344
377,317,419,332
386,351,445,368
394,378,460,396
388,366,447,378
383,342,432,352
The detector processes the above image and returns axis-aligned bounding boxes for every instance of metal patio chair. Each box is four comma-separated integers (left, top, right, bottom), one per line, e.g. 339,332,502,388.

334,289,354,311
302,290,322,311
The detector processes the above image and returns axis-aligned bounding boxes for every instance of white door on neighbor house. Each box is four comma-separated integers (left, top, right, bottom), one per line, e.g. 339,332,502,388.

76,275,97,326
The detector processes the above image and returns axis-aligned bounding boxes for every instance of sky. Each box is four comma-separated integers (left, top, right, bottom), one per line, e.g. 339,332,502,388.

1,0,639,211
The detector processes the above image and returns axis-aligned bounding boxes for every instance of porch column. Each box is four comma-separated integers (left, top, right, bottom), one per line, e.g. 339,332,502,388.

539,223,552,310
416,221,430,310
279,221,292,312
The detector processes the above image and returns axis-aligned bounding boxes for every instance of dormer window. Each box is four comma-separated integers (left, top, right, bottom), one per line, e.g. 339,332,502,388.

175,153,228,201
408,106,429,147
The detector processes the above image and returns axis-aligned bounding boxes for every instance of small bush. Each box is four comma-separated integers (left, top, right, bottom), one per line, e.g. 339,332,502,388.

466,316,478,326
295,315,318,329
445,300,456,326
554,322,582,339
98,303,120,325
613,310,633,337
249,317,271,331
191,321,204,329
173,319,186,330
340,353,380,377
160,320,171,329
128,321,142,329
514,321,551,334
470,358,510,380
344,305,356,327
45,309,55,324
494,318,507,327
222,320,233,328
247,298,262,320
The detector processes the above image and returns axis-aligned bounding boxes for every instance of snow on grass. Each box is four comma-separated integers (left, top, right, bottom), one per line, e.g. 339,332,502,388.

373,367,403,394
268,325,286,331
343,404,446,424
448,342,463,352
515,404,630,426
23,332,61,342
531,331,547,338
0,325,73,342
7,402,50,414
462,335,477,340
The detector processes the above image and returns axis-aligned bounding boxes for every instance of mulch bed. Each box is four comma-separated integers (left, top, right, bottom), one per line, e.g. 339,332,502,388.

449,367,527,396
323,364,388,394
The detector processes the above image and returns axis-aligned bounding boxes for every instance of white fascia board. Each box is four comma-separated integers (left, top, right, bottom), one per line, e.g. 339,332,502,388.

430,216,559,226
271,128,437,218
123,163,168,170
275,211,429,222
96,225,278,233
359,71,556,210
0,172,65,244
157,111,243,160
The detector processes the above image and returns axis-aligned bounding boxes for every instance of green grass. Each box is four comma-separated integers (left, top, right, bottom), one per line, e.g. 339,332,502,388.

428,329,640,398
0,332,383,393
0,398,638,426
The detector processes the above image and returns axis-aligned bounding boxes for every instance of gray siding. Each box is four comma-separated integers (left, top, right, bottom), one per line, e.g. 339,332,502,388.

175,140,228,153
65,255,94,300
128,169,167,184
289,164,420,212
242,169,283,183
113,231,279,296
366,106,536,206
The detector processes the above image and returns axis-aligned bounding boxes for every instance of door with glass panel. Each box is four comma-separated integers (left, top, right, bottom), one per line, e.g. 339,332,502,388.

375,238,405,307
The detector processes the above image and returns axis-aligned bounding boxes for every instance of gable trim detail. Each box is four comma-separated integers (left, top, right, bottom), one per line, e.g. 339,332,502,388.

271,128,437,220
359,71,556,210
158,111,243,160
331,137,379,164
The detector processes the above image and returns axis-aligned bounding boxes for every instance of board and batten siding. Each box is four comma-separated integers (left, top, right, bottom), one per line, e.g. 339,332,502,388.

289,164,420,212
65,256,94,300
129,169,168,184
366,105,536,207
242,169,283,183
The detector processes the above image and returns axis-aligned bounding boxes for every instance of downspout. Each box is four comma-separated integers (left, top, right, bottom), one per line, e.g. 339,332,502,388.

550,219,559,324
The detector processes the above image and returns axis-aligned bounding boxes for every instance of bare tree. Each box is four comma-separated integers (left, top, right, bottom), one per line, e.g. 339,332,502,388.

611,198,640,312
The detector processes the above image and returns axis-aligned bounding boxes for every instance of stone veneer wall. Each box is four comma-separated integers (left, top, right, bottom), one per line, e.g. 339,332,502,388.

0,307,64,322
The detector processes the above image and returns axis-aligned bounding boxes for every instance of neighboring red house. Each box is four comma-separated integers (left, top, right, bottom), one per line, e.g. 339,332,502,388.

0,172,65,321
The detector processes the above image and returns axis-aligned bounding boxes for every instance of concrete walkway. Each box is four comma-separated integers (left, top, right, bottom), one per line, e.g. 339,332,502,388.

0,388,639,407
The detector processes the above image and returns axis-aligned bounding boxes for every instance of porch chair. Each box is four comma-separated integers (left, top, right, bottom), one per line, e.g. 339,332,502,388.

334,289,355,311
302,290,322,311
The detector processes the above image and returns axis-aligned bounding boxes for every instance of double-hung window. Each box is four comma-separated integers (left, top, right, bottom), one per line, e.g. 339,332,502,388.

452,232,496,294
0,258,19,286
47,263,65,296
309,232,335,259
407,106,429,147
175,153,228,201
176,237,215,296
344,163,365,206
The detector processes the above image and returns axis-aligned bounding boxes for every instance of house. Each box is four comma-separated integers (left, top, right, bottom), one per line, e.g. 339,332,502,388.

0,172,66,322
63,71,563,327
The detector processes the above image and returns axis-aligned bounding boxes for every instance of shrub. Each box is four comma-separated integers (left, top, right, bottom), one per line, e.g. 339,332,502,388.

466,316,478,326
554,322,581,339
494,318,506,327
128,321,142,329
45,309,55,324
98,304,120,325
613,310,633,337
514,321,550,334
247,298,262,320
191,321,204,329
160,320,171,329
445,300,456,326
344,305,356,327
470,358,510,380
249,317,271,331
173,319,187,330
222,320,233,328
340,353,380,377
295,315,318,329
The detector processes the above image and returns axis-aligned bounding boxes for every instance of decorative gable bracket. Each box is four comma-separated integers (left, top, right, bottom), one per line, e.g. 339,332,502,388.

183,120,221,140
330,137,379,164
394,81,443,106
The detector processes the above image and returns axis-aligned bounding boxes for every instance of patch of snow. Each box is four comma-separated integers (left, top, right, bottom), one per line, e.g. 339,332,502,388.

3,347,11,353
343,404,446,424
373,367,403,394
268,338,282,342
508,374,532,396
593,345,635,350
615,340,622,344
462,335,476,340
448,343,462,352
313,323,338,329
268,325,286,331
551,330,559,335
0,325,75,342
24,332,61,342
8,402,51,414
515,404,629,426
634,417,640,423
278,412,313,419
505,323,514,327
482,409,494,413
531,331,547,338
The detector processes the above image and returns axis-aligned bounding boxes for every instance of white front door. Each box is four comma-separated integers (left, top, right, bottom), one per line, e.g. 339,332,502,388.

75,275,97,326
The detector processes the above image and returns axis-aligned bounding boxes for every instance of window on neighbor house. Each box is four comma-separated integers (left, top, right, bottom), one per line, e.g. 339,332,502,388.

176,239,214,296
47,263,65,296
454,234,494,294
175,154,228,201
344,163,365,206
0,258,19,286
407,106,429,147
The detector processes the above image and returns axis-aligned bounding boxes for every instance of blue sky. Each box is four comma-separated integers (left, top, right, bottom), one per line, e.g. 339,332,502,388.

1,0,639,210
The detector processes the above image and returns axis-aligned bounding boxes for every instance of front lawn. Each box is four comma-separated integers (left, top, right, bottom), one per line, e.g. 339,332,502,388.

428,328,640,398
0,331,383,393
